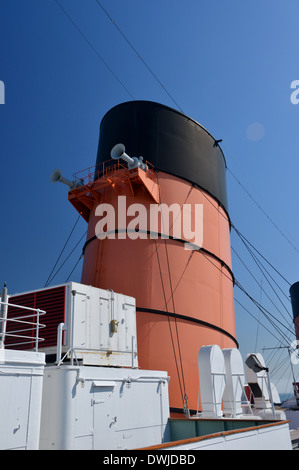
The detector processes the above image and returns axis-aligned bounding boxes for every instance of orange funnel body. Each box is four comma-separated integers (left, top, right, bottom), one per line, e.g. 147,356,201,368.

69,101,237,414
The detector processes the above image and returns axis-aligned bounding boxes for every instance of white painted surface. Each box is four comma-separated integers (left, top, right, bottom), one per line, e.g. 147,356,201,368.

198,345,226,418
284,409,299,430
245,352,271,409
0,349,45,449
13,282,138,368
222,348,247,418
161,422,292,450
62,283,138,367
39,364,170,450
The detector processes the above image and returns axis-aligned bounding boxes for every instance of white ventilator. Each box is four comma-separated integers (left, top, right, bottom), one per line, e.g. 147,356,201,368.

198,344,226,418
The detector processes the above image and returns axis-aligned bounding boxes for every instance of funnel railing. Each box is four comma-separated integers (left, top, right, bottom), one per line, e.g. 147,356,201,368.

72,158,155,187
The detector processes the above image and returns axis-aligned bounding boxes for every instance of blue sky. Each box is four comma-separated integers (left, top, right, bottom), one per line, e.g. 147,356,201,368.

1,0,299,394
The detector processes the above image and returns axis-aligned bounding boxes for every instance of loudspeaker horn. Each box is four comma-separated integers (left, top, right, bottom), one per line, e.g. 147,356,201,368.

50,169,75,190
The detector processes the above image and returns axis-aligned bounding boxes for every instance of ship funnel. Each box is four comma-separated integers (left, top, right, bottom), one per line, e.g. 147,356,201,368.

290,282,299,342
50,169,75,190
75,101,236,414
111,143,147,171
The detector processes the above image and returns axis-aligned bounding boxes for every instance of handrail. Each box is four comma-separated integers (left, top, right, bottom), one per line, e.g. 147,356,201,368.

0,300,46,351
72,158,155,187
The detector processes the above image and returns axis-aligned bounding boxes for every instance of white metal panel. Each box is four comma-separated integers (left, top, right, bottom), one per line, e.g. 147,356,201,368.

0,349,45,450
49,282,138,367
74,435,93,450
99,292,110,350
92,383,118,449
159,422,292,451
222,348,247,418
72,288,89,349
92,380,116,387
198,345,226,418
12,281,139,365
0,373,32,449
39,365,170,450
40,367,79,450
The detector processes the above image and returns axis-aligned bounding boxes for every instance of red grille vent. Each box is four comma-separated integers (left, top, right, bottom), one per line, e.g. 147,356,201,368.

5,286,66,350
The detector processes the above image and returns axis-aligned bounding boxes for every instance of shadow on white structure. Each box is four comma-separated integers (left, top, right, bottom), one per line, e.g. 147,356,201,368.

197,345,226,419
196,345,286,421
245,352,286,420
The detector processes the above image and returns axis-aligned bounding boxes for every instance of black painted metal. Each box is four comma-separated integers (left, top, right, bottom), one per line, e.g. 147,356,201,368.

95,101,229,212
290,281,299,320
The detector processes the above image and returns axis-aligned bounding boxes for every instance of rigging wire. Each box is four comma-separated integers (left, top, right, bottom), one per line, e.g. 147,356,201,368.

53,0,299,392
264,340,287,365
195,185,292,304
55,0,293,300
196,183,295,355
240,237,291,306
159,182,194,310
199,187,295,365
269,350,290,378
268,351,298,397
282,369,293,398
44,214,81,287
195,181,292,294
55,0,296,295
65,254,83,282
262,323,299,391
54,0,135,99
198,240,291,343
254,279,262,351
235,279,294,341
234,297,289,346
153,237,185,406
198,237,294,346
228,167,299,256
94,0,184,112
232,246,292,327
187,229,295,349
162,250,195,311
232,224,291,287
156,172,189,415
238,237,293,321
45,230,87,287
232,221,296,386
159,184,195,308
163,237,189,414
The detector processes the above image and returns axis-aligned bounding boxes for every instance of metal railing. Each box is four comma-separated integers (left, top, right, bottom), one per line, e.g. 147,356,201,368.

72,158,155,187
0,300,46,351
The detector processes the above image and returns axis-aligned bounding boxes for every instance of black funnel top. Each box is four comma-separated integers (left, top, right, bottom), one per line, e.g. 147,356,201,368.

95,101,229,213
290,282,299,320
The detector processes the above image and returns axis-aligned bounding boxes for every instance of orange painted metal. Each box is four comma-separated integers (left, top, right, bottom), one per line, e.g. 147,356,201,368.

69,168,236,413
